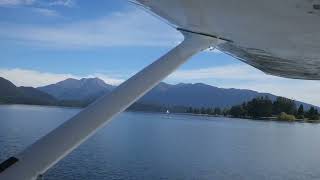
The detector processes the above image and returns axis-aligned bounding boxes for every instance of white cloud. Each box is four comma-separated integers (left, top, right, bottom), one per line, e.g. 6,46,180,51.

0,0,66,18
31,7,59,17
48,0,75,7
0,7,225,50
0,9,182,48
0,0,74,7
0,0,34,6
0,68,124,87
169,64,274,81
89,73,124,86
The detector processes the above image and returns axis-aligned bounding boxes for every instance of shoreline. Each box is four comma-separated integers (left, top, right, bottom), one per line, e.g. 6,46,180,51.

174,112,320,124
1,103,320,124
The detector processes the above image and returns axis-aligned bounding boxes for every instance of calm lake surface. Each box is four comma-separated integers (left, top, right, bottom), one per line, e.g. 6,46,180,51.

1,105,320,180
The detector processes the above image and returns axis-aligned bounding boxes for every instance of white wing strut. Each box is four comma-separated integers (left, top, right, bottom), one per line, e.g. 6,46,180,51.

0,31,218,180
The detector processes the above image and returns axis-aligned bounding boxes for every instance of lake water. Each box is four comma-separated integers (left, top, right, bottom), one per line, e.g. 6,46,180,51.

1,105,320,180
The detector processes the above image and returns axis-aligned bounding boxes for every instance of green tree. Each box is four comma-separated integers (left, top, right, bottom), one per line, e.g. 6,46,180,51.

213,107,221,115
296,104,304,119
278,112,296,121
247,96,273,118
222,108,229,116
186,107,193,113
230,105,245,118
200,107,206,114
297,104,304,115
273,97,297,115
206,108,212,115
307,106,319,120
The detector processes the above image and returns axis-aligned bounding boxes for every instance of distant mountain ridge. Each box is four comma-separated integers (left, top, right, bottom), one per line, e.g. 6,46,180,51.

37,77,316,109
140,82,276,108
0,76,316,110
0,77,56,105
38,78,115,101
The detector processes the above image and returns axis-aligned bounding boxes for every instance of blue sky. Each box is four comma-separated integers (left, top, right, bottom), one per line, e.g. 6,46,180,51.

1,0,320,106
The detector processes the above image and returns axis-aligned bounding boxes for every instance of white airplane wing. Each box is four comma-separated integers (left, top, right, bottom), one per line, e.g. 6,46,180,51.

136,0,320,79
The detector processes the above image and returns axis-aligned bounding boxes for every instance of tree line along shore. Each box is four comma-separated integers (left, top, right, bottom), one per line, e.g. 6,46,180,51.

185,96,320,122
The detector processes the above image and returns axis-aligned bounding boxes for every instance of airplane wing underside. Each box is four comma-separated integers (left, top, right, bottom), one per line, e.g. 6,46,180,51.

136,0,320,80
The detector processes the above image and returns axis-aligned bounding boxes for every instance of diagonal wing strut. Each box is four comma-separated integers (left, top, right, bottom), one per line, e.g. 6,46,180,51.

0,31,218,180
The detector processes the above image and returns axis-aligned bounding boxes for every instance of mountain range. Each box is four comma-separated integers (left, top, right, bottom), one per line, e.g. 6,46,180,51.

38,78,114,101
0,77,317,111
0,77,56,105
